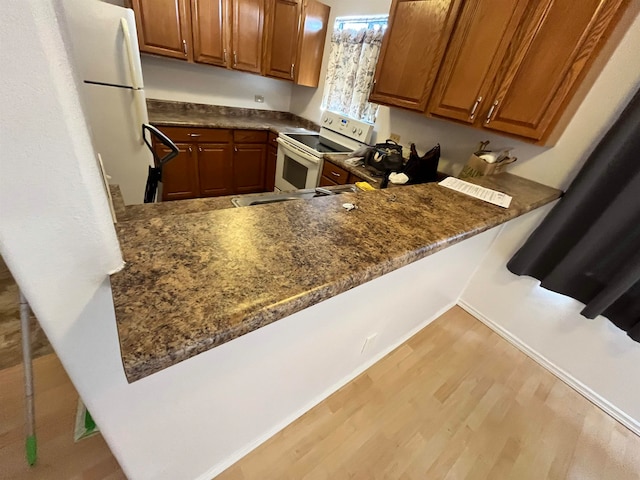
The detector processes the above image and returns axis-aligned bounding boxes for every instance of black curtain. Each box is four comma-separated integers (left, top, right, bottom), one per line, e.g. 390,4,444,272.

507,86,640,342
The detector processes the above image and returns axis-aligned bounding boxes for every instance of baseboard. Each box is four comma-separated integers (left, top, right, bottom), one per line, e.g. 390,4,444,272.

458,300,640,437
194,301,457,480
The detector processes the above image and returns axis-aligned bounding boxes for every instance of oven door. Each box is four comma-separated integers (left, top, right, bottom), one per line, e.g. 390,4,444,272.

275,138,322,192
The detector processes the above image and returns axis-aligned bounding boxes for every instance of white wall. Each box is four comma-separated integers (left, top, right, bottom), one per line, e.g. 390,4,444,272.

0,1,122,324
141,54,294,111
460,206,640,433
291,1,640,190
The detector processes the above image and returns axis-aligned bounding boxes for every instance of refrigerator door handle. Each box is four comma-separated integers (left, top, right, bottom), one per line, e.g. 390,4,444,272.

120,18,142,89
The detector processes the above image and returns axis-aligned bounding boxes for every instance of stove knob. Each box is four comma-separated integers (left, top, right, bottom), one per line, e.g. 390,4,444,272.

358,128,363,135
352,127,357,134
328,119,333,124
323,117,328,123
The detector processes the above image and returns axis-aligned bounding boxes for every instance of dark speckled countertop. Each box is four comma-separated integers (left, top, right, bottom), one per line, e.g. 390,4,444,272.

110,173,561,382
147,99,319,133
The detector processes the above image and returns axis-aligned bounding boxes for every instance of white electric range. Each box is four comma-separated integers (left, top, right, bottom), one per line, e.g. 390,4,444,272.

275,111,374,192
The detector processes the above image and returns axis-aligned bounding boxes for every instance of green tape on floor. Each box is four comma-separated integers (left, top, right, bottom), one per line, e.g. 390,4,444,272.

26,435,37,466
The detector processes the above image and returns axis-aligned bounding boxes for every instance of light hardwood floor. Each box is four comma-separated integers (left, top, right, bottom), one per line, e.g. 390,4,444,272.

0,355,125,480
1,307,638,480
217,307,640,480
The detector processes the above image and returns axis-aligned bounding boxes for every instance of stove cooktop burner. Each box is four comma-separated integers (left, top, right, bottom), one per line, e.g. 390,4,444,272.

283,133,353,154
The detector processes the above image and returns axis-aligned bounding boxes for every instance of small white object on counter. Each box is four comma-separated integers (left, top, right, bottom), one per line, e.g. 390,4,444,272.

389,172,409,185
438,177,512,208
479,153,499,164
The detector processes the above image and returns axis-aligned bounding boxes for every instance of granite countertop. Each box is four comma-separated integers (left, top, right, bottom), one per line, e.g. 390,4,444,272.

147,99,319,134
110,174,562,382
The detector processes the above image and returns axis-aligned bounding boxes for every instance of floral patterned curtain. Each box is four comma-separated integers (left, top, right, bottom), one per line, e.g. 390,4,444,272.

322,27,384,124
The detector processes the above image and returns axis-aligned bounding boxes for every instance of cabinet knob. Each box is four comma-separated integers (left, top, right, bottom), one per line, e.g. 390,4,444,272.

469,96,482,120
234,146,238,152
182,39,187,55
291,63,295,78
485,100,499,124
188,146,193,153
223,49,227,63
188,133,201,137
198,146,202,153
233,52,238,67
331,171,340,177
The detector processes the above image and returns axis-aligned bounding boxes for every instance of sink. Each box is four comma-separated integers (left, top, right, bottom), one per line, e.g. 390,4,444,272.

231,185,357,208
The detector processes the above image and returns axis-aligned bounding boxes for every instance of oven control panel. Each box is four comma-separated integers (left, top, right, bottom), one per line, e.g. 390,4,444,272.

321,111,374,144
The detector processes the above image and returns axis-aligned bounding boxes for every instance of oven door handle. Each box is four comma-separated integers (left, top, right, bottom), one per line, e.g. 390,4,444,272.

276,137,321,165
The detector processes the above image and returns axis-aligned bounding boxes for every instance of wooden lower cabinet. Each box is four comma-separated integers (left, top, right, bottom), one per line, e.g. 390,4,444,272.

197,143,233,197
233,144,267,194
154,126,273,200
158,143,199,201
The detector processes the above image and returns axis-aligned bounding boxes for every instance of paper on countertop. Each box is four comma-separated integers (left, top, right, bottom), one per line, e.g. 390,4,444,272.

438,177,512,208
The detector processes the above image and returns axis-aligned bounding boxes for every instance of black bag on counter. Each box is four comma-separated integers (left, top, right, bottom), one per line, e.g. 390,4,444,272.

403,143,440,184
365,140,404,174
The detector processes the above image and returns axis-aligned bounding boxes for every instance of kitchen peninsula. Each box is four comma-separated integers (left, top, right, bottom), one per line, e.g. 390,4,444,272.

110,173,561,382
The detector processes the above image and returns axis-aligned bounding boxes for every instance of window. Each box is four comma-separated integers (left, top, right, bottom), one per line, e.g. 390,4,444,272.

321,15,388,124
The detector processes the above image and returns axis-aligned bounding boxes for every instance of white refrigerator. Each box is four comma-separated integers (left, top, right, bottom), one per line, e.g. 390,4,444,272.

61,0,154,205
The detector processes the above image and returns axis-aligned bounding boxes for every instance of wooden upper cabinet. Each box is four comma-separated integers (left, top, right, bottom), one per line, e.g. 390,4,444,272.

130,0,192,61
427,0,529,124
369,0,464,111
230,0,265,74
263,0,302,80
191,0,228,66
481,0,627,141
295,0,331,87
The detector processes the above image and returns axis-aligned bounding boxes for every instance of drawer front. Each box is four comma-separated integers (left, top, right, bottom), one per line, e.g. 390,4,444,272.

318,175,339,187
321,160,349,184
233,130,269,143
154,126,232,143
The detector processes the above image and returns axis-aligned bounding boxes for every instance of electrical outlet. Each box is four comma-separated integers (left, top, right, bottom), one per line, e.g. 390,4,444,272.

389,133,401,143
361,333,378,354
254,95,265,103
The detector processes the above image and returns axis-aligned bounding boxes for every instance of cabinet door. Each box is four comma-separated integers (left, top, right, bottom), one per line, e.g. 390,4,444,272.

428,0,529,124
231,0,265,74
159,143,199,201
191,0,228,66
233,144,267,193
482,0,625,140
294,0,330,87
263,0,301,80
369,0,464,111
130,0,192,60
197,143,234,197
